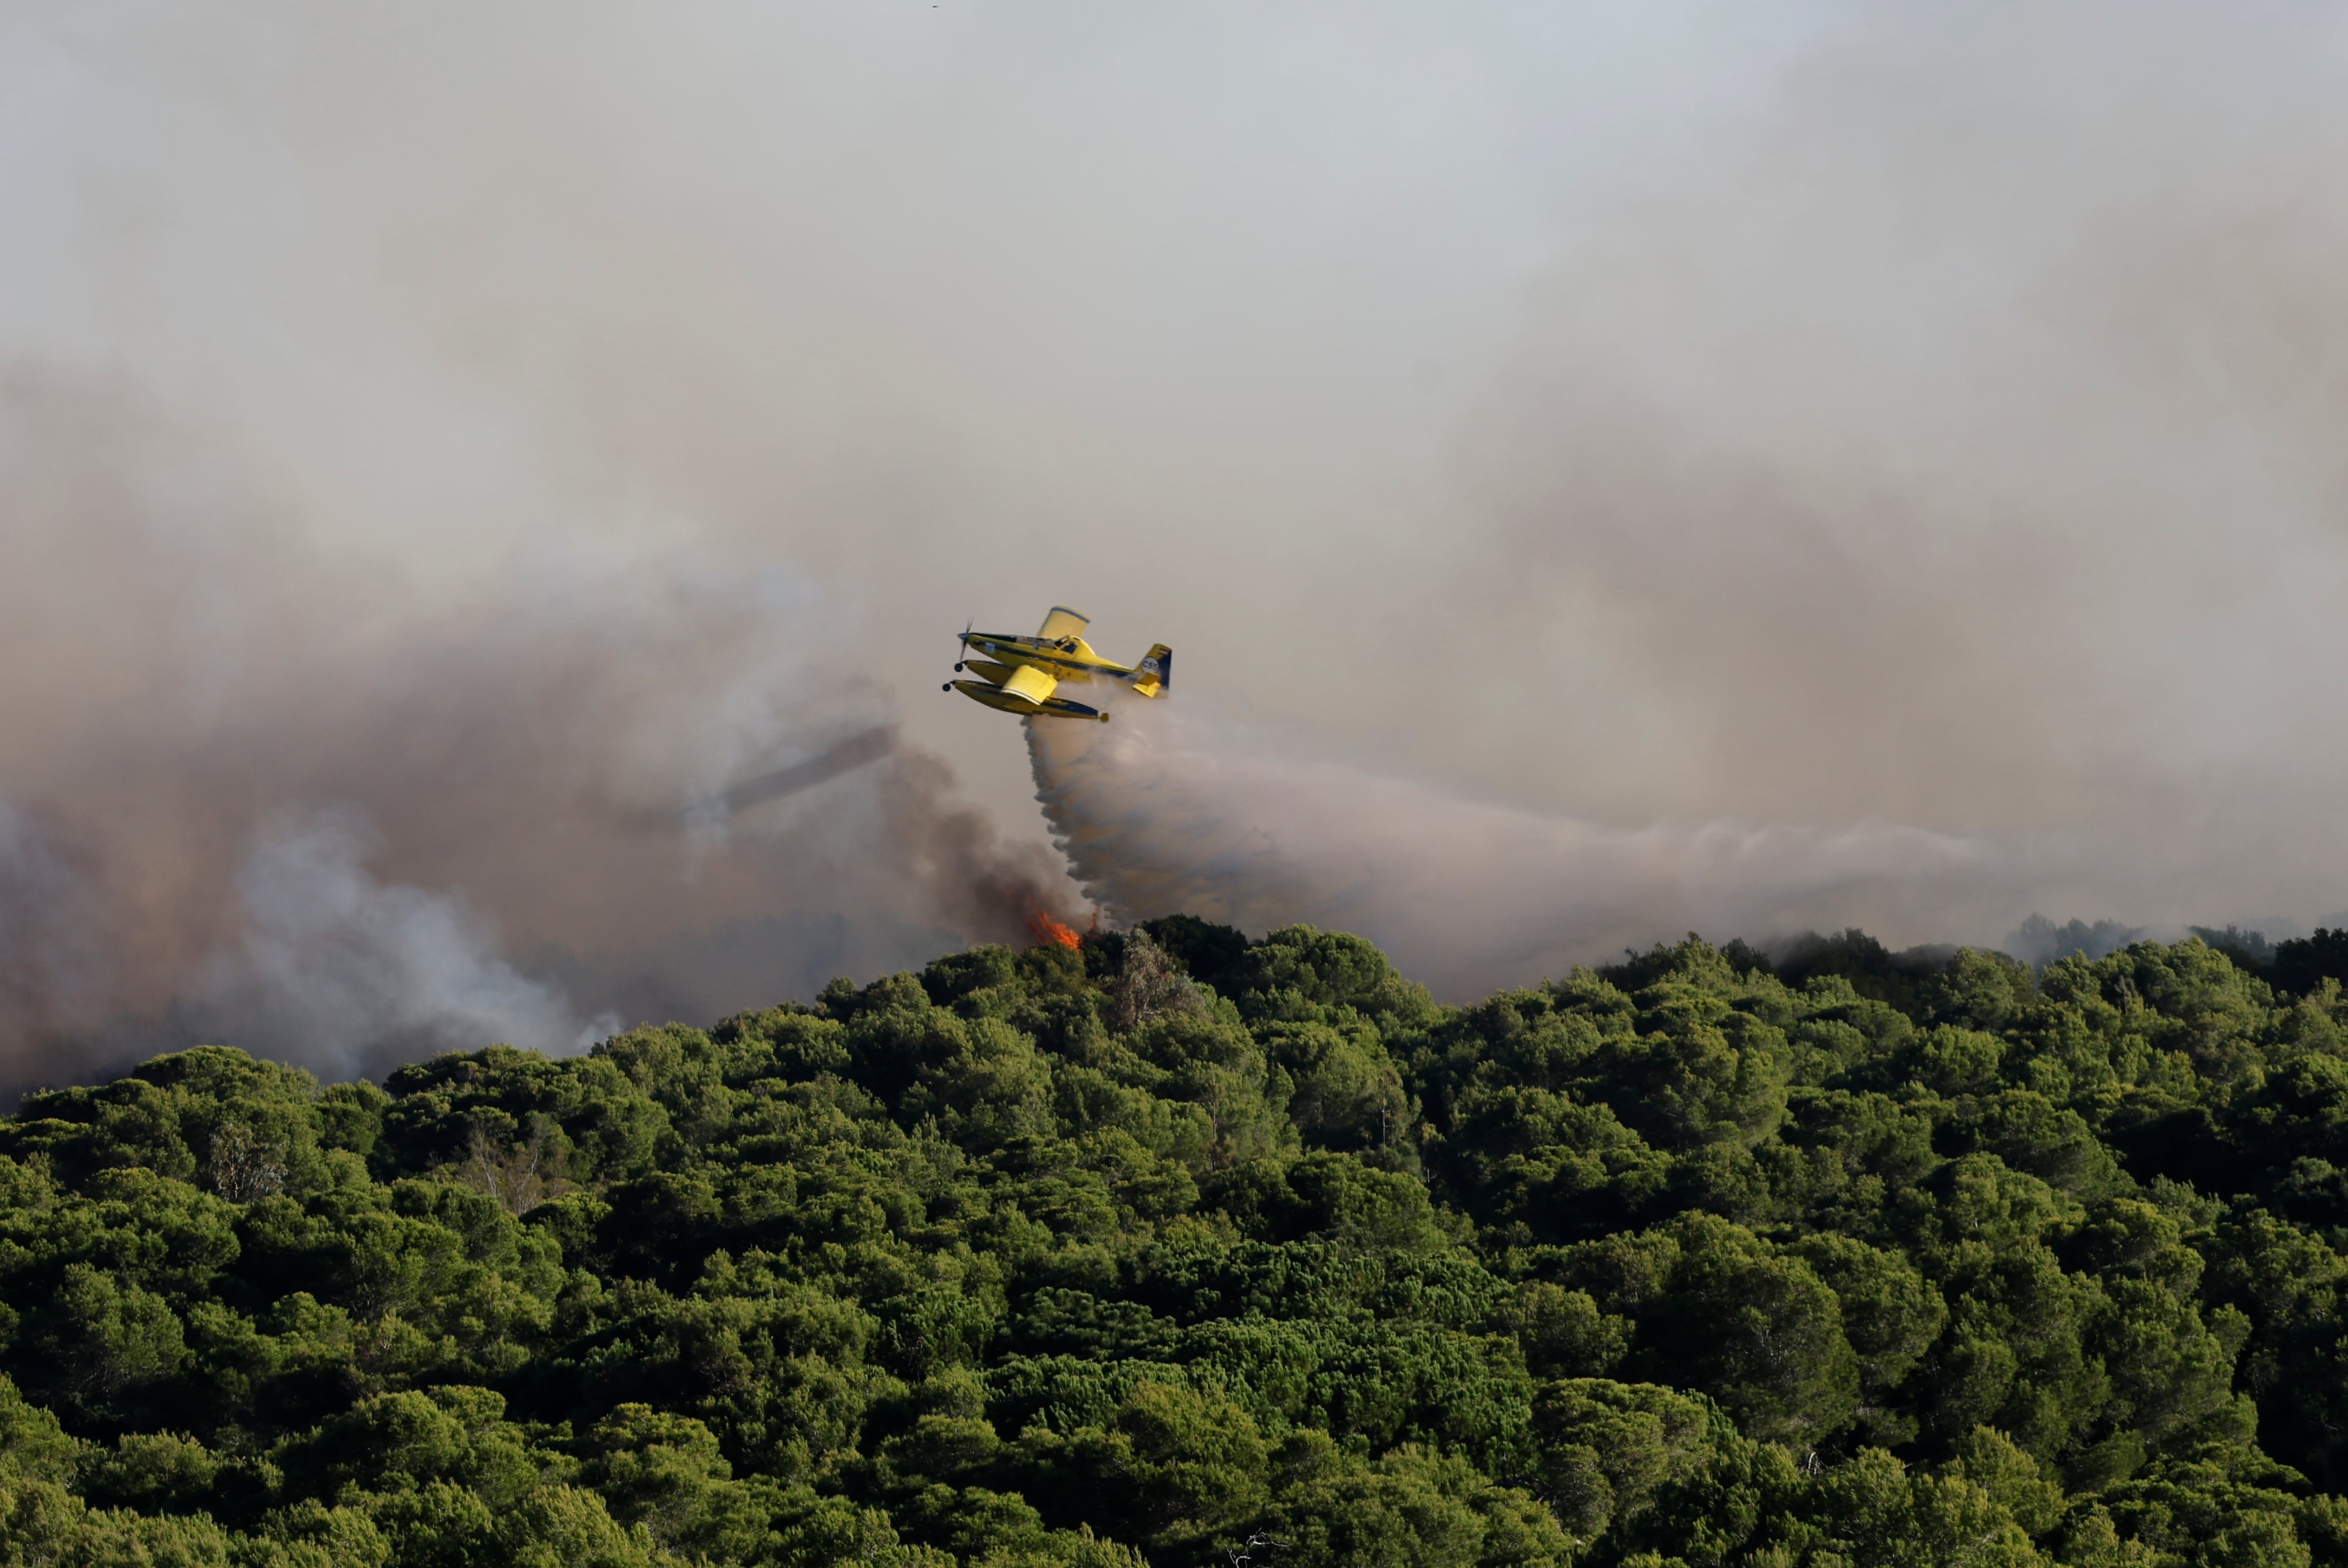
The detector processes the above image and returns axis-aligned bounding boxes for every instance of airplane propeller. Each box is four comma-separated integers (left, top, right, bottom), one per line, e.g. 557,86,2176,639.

945,618,970,691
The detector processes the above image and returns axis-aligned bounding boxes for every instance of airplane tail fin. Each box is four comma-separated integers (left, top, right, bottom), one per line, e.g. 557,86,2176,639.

1131,644,1172,698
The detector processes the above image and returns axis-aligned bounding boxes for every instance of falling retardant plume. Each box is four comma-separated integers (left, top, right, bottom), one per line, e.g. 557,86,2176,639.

1029,688,2057,1000
0,367,1078,1093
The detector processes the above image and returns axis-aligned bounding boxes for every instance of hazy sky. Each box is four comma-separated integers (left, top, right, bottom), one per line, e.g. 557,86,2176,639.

5,1,2347,1073
0,1,1824,806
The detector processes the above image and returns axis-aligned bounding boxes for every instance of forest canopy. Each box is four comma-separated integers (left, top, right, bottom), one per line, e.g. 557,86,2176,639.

2,919,2348,1567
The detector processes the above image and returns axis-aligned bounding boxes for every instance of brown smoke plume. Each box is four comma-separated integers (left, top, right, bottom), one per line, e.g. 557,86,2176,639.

0,367,1073,1088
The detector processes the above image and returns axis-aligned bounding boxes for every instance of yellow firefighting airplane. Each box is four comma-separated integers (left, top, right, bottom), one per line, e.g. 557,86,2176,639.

944,607,1170,721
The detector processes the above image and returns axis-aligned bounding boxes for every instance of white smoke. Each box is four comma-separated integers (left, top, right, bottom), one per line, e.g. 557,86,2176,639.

198,808,620,1079
1030,689,2045,998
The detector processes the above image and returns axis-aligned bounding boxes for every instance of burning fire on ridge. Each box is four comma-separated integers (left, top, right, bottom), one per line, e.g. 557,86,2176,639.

1025,907,1082,950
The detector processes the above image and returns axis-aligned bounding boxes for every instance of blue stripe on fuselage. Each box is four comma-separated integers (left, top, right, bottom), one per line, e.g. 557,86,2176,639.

962,634,1125,678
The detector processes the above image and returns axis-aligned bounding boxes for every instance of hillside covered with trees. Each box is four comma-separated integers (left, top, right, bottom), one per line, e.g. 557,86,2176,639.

2,920,2348,1567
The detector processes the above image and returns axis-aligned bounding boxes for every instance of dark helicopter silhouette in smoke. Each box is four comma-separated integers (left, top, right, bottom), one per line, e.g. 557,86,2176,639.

707,724,898,816
608,723,899,837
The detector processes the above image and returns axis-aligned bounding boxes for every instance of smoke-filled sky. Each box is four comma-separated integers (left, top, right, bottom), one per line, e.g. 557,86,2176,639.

5,1,2348,1083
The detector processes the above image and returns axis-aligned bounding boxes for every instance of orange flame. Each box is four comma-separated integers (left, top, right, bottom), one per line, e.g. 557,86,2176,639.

1026,908,1081,949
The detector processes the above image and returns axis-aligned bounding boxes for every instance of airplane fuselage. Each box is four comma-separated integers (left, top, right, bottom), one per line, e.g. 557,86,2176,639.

959,631,1138,683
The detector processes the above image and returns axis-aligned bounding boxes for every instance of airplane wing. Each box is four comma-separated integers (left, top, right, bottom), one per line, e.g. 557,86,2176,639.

1000,663,1059,707
1036,606,1091,642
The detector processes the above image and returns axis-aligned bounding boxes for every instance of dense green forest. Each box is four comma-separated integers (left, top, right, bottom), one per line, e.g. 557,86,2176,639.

4,920,2348,1567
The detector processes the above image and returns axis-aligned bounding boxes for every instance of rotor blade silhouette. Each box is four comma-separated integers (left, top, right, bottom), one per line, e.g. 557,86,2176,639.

716,724,898,815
